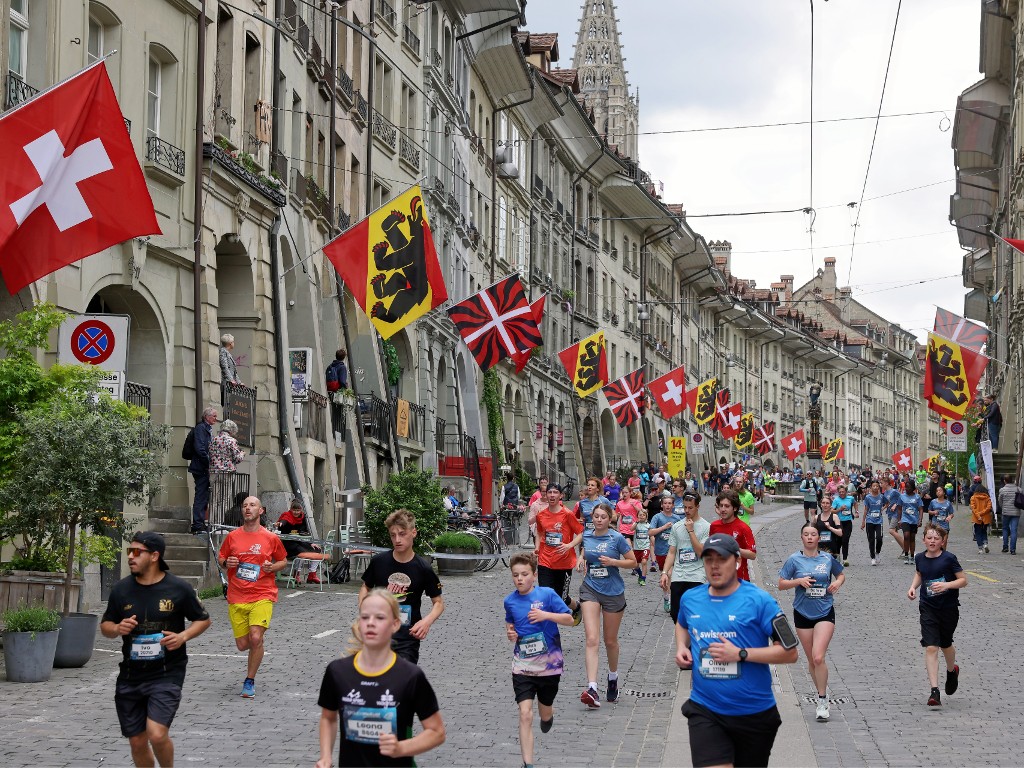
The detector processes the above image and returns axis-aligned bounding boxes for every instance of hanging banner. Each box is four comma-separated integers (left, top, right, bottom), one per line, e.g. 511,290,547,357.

980,439,998,515
667,436,686,477
395,398,410,438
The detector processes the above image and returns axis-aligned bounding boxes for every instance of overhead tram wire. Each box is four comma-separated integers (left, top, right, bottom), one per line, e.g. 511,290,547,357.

808,0,816,277
847,0,903,286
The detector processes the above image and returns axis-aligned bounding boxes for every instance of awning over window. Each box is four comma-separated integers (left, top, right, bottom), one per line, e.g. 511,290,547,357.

952,78,1009,170
964,289,989,323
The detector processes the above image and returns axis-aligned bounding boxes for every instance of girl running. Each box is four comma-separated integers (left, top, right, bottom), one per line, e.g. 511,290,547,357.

928,485,955,535
632,509,651,585
813,502,843,560
778,523,845,722
899,480,925,562
574,477,611,531
615,490,641,548
831,486,856,566
577,503,636,709
860,480,885,565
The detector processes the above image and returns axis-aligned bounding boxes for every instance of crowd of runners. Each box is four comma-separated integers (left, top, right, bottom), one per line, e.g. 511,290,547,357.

97,459,990,767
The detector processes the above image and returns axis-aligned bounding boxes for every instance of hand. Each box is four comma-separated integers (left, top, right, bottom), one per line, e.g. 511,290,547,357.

860,523,865,530
117,615,138,636
928,581,948,594
598,555,614,566
315,758,332,768
684,520,694,533
527,608,547,624
707,637,740,662
409,619,431,640
675,646,693,669
160,630,186,651
226,556,239,568
826,582,840,595
506,624,517,643
377,734,402,758
907,586,917,600
798,576,815,589
576,559,586,573
659,572,670,591
555,543,571,555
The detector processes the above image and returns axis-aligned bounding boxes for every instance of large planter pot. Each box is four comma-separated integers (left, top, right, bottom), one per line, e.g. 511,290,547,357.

53,613,99,668
0,571,82,617
3,629,60,682
436,548,479,576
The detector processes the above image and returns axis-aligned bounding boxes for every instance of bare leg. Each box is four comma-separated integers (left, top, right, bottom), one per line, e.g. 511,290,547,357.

925,645,940,689
246,626,266,678
518,699,534,765
941,645,957,672
128,734,155,768
147,721,173,767
602,609,625,675
582,601,602,683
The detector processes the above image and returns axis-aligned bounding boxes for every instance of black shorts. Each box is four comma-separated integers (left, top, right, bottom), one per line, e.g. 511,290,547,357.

803,501,818,511
670,581,704,625
391,635,421,665
682,699,782,768
902,522,919,537
114,678,183,738
537,565,573,606
793,606,836,629
512,673,560,705
919,601,959,648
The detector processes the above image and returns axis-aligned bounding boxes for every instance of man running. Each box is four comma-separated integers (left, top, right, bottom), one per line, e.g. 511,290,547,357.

360,509,445,664
101,532,211,766
218,496,288,697
650,494,685,611
660,491,710,623
534,483,584,625
709,489,757,581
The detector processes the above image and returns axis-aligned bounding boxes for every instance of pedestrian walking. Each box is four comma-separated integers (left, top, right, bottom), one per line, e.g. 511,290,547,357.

504,553,574,768
969,483,993,554
778,524,845,722
907,525,967,706
217,496,288,697
577,503,636,709
860,479,885,565
185,406,218,535
660,490,710,623
100,532,211,768
315,589,445,767
996,474,1020,554
675,534,798,767
360,509,445,664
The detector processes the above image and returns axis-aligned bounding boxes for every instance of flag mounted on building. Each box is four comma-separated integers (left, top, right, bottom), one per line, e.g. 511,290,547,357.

923,332,987,420
933,307,987,354
510,294,546,374
718,401,744,439
733,412,755,449
822,438,845,463
752,422,776,455
709,388,732,432
892,447,913,472
324,186,447,340
920,454,940,473
0,61,160,294
602,368,646,428
648,365,687,419
690,377,720,426
447,275,541,372
558,331,608,398
782,429,806,462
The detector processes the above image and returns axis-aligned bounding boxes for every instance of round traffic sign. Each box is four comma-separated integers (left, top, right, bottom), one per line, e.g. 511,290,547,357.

71,320,116,365
692,433,705,443
949,421,965,436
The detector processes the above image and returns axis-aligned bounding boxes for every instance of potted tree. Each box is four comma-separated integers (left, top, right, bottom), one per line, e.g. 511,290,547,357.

431,532,482,576
2,603,61,682
362,468,447,557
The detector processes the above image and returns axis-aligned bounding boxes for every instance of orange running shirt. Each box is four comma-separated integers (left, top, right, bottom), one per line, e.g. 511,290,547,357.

535,506,583,570
219,527,288,604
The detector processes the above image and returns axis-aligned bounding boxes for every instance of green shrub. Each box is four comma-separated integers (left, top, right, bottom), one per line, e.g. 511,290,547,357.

432,532,482,552
362,469,447,554
197,586,223,601
2,603,61,634
3,549,64,573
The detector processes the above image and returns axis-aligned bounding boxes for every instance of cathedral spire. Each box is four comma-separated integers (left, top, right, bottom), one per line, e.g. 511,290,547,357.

572,0,639,160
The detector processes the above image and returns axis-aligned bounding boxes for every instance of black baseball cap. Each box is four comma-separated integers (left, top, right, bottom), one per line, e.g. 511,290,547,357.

131,531,170,571
701,533,740,559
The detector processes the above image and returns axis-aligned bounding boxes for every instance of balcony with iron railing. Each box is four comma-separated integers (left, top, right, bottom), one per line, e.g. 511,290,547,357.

336,65,354,104
359,393,393,446
372,110,398,151
146,134,186,178
297,389,328,444
354,92,368,126
4,72,38,110
397,401,426,448
435,417,447,455
334,205,351,231
399,135,420,169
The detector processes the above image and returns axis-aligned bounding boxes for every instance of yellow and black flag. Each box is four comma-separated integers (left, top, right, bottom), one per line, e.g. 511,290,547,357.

689,377,720,426
822,438,845,463
558,331,608,398
733,412,755,449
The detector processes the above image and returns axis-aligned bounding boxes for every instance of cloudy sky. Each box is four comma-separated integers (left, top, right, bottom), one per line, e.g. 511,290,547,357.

524,0,980,343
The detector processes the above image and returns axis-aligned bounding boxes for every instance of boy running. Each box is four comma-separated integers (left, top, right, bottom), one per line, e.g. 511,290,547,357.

534,483,584,624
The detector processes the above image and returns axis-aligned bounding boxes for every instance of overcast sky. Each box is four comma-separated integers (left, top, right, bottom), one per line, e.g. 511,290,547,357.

524,0,980,343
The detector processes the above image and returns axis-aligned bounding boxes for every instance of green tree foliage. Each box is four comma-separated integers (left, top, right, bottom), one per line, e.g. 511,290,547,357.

482,368,504,465
940,400,984,481
362,469,447,554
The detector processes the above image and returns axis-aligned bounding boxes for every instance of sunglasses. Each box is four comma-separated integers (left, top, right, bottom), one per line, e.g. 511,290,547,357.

126,547,153,557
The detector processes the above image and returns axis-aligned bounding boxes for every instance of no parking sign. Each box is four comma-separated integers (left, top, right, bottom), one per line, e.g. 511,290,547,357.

58,314,130,374
946,420,967,451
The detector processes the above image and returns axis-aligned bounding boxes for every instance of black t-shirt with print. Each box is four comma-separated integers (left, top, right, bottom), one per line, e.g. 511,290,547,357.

101,572,210,684
317,653,440,767
915,550,963,609
361,552,442,642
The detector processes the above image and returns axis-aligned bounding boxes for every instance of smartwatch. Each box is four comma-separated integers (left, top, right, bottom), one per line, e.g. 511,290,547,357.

738,648,748,662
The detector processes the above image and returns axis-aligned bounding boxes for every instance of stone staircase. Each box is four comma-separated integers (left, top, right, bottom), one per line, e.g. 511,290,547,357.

148,506,216,591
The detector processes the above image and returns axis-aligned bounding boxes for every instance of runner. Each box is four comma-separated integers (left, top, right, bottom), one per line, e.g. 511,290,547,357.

615,489,641,548
734,476,756,525
660,490,710,624
100,532,211,767
627,468,642,497
217,495,288,697
860,479,885,565
533,483,584,625
899,480,925,563
315,589,445,767
709,489,757,581
633,508,652,586
907,525,967,706
882,476,905,555
675,534,798,768
799,474,820,523
360,509,445,664
812,503,843,560
504,553,573,768
577,503,636,708
928,484,955,535
831,485,856,566
574,477,611,531
778,524,845,722
649,494,685,611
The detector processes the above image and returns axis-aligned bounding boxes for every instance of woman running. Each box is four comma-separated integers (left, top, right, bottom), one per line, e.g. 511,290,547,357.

831,486,856,566
577,503,636,709
574,477,611,531
778,523,845,723
860,480,885,565
899,480,925,562
316,589,445,767
813,500,843,560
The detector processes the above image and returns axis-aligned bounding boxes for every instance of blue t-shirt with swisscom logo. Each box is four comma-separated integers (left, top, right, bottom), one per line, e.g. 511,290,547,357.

863,492,885,524
778,551,844,620
503,586,571,676
678,581,784,716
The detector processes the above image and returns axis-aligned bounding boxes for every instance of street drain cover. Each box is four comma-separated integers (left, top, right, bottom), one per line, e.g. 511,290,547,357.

621,689,673,698
802,695,850,705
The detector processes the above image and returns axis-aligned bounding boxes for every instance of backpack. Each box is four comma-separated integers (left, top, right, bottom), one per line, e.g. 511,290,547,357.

325,361,341,392
1014,488,1024,510
181,426,196,461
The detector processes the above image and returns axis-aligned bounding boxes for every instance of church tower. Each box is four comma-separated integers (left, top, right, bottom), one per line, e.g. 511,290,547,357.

572,0,640,160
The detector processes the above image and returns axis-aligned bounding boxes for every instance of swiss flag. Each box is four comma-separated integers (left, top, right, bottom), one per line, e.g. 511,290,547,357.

892,447,913,472
648,365,686,419
0,62,159,294
782,429,807,462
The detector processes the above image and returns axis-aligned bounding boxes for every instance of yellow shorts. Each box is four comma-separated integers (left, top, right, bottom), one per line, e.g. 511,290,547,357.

228,600,274,638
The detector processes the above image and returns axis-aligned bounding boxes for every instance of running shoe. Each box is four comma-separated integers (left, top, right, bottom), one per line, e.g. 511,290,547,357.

580,686,601,709
1002,547,1009,553
927,687,941,706
815,699,829,722
984,544,990,553
540,716,554,733
663,596,671,614
842,560,850,567
606,676,619,703
241,678,256,698
571,602,582,627
979,547,985,554
638,577,646,586
871,558,877,566
945,664,959,696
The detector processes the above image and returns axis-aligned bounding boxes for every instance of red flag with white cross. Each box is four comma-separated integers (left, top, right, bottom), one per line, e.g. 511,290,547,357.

782,429,807,462
648,365,686,419
891,447,913,473
0,61,160,293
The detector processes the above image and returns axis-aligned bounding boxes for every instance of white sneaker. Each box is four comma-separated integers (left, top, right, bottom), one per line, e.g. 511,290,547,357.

871,558,877,566
979,547,985,554
815,699,830,722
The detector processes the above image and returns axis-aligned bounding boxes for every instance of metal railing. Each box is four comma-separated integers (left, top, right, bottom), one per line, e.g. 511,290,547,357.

124,381,152,413
299,389,328,443
355,92,368,123
442,430,483,503
334,205,351,231
4,72,38,110
330,400,350,440
372,110,397,150
435,417,447,455
146,135,186,176
400,401,426,446
209,471,251,529
336,65,353,101
399,135,420,168
359,393,393,446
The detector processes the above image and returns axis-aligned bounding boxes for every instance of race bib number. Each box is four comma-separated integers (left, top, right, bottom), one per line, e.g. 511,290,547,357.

698,649,739,679
399,604,412,626
544,531,562,547
518,632,547,658
925,577,946,597
806,586,827,598
818,531,832,542
236,562,260,582
585,521,596,531
589,566,609,578
130,633,165,661
343,705,397,744
678,549,697,564
660,531,671,541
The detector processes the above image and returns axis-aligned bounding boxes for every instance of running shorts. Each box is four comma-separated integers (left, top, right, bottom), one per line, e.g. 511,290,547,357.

228,599,274,638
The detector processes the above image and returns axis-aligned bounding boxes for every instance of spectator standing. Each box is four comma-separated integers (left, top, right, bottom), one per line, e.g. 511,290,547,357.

970,484,993,554
209,419,245,473
977,394,1002,449
997,474,1020,554
325,348,348,393
186,407,218,535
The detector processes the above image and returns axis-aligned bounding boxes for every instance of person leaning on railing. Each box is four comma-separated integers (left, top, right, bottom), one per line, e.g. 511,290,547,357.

210,419,245,473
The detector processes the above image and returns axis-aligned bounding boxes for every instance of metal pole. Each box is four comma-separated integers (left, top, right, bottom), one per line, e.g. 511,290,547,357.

192,0,207,419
